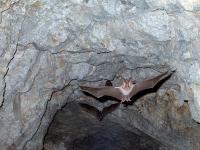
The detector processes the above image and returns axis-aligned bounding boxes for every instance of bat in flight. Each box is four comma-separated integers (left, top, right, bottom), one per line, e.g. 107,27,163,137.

79,102,120,121
80,70,175,103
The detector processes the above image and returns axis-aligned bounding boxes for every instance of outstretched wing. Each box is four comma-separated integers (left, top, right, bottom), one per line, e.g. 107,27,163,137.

102,102,120,118
79,103,103,121
80,86,123,101
130,70,174,98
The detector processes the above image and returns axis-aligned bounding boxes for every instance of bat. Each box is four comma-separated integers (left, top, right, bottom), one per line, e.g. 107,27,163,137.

79,102,120,121
80,70,175,103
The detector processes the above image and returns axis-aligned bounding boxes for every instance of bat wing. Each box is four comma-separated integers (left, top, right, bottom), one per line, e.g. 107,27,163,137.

102,102,120,117
130,70,174,98
80,86,123,100
79,103,103,121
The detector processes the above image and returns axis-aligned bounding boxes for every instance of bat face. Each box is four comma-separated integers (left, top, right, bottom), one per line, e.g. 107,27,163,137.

120,80,135,95
122,80,134,89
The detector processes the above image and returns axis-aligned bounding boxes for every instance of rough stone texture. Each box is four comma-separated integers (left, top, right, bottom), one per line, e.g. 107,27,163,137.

44,102,170,150
44,81,200,150
0,0,200,150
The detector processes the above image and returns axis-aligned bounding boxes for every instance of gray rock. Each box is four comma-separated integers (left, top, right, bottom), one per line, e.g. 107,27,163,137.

0,0,199,149
44,102,171,150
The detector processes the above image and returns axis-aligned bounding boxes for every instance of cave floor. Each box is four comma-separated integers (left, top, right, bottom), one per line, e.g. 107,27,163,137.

43,102,170,150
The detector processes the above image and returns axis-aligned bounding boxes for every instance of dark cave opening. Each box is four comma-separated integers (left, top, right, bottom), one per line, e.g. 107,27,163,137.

43,102,169,150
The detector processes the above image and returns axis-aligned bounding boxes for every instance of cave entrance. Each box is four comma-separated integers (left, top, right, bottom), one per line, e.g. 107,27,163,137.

43,101,168,150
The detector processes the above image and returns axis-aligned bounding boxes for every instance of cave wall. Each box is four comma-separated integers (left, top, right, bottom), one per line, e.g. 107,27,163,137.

43,101,171,150
0,0,200,149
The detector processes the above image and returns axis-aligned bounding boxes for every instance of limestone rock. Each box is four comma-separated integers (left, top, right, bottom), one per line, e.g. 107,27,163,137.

0,0,199,149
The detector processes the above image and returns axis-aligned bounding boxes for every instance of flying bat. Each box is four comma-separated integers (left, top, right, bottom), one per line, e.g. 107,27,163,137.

80,70,175,103
79,102,120,121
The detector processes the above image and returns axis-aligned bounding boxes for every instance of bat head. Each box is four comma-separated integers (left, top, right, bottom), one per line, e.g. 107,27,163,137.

122,80,134,90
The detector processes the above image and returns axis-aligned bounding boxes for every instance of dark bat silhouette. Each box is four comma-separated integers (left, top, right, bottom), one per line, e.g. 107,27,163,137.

79,102,120,121
80,70,175,103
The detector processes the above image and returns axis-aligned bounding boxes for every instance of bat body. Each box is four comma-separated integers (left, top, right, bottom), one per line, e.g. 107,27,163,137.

80,70,174,103
79,103,120,121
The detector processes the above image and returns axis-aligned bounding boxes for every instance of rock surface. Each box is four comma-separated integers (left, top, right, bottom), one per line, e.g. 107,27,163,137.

0,0,200,149
44,102,170,150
